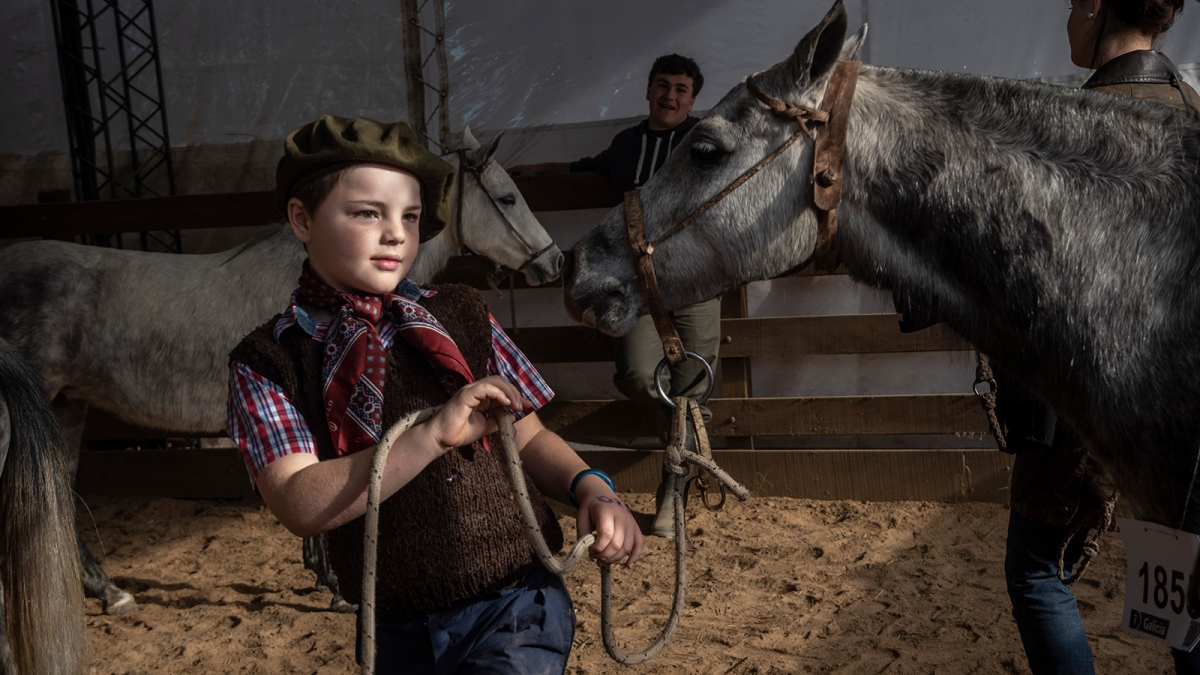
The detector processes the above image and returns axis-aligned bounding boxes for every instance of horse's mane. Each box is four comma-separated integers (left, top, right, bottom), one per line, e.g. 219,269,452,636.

862,66,1200,191
220,222,289,266
850,65,1200,248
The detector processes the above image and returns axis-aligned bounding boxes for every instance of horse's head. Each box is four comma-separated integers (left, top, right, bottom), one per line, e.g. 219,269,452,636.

449,127,564,286
563,0,864,335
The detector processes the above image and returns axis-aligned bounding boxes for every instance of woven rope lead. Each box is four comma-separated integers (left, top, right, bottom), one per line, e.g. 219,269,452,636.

495,414,596,574
973,351,1006,451
362,404,748,670
1057,489,1119,585
600,398,751,664
361,407,432,675
358,409,593,675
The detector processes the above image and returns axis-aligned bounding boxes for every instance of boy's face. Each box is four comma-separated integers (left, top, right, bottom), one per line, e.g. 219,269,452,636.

645,72,696,131
288,164,422,295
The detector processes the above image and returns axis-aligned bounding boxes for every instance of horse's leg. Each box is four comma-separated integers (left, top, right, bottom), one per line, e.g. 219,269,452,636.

76,529,135,615
303,533,355,613
54,396,138,616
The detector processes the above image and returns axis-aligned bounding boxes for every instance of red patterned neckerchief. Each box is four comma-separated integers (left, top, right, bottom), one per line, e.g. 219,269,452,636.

296,261,477,456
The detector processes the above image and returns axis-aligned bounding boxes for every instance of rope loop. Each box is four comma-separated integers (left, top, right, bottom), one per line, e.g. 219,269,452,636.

601,398,750,664
1056,490,1119,586
361,400,750,671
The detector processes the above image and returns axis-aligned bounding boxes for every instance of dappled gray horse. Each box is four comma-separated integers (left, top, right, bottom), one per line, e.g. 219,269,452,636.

564,1,1200,533
0,337,85,675
0,128,561,617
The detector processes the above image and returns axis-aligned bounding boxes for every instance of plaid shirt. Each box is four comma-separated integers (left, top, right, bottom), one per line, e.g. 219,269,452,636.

227,280,553,482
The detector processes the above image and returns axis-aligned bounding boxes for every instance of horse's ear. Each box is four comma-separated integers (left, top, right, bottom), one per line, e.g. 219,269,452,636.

460,125,481,152
841,24,867,62
781,0,848,88
483,131,504,163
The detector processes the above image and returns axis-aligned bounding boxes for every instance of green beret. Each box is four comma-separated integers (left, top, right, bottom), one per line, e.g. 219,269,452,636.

276,115,456,241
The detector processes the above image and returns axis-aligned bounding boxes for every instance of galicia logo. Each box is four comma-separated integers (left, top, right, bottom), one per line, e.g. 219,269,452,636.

1129,609,1170,639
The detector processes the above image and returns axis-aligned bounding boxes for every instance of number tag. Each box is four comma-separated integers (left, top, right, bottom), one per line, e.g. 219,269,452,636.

1118,517,1200,651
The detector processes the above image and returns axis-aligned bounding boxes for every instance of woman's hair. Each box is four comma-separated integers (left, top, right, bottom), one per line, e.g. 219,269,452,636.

1103,0,1187,37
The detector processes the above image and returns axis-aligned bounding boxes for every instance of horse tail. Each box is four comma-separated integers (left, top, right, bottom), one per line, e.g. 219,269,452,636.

0,339,86,674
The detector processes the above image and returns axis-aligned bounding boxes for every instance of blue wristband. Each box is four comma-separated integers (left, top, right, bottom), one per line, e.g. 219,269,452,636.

569,469,615,507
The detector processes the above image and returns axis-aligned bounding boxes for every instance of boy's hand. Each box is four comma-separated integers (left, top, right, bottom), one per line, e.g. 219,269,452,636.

575,479,644,569
426,376,531,451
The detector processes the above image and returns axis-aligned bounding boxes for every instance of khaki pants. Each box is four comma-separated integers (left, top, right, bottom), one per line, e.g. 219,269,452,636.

611,297,721,424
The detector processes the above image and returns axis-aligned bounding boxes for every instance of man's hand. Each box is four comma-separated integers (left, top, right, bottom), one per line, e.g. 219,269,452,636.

506,162,569,178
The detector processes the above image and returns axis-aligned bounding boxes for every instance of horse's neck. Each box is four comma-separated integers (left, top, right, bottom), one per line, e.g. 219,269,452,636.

409,221,458,284
237,225,308,283
408,153,461,285
838,66,1200,424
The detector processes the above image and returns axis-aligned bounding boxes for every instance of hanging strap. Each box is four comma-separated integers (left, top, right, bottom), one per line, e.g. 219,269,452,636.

624,189,686,364
811,60,861,271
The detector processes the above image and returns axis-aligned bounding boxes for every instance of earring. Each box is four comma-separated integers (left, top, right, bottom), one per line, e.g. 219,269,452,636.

1088,12,1094,17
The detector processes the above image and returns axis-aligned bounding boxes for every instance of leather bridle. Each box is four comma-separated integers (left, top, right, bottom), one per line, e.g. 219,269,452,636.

454,153,558,275
624,60,861,363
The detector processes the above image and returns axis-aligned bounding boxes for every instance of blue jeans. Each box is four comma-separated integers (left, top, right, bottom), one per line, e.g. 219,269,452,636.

1006,510,1200,674
357,567,574,674
1005,510,1095,675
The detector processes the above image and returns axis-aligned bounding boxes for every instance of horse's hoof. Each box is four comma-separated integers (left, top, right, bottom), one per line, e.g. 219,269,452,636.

105,592,138,616
329,597,357,614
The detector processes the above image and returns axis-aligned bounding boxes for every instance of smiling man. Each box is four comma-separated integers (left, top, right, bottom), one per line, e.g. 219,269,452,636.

510,54,719,538
565,53,701,191
511,54,703,191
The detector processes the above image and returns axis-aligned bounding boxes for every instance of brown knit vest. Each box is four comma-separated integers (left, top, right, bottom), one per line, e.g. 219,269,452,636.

230,283,563,614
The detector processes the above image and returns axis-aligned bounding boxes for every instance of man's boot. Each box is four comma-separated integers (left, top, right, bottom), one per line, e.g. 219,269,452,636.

651,422,696,537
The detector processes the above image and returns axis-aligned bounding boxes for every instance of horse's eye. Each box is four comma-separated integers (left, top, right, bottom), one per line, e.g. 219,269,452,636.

691,140,727,164
498,195,517,207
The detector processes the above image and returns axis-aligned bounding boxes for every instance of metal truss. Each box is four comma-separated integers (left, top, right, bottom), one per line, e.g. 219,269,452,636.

400,0,451,152
50,0,181,252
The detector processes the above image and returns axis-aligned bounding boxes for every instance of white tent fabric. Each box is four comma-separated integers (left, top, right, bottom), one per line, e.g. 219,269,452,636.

445,0,1199,166
2,0,1197,420
2,0,1196,155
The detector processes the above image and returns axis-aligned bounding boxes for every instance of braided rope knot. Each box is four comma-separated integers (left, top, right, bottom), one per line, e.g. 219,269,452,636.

745,73,830,137
1057,490,1119,586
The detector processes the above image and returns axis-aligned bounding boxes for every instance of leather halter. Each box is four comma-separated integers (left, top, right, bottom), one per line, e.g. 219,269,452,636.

454,153,557,274
624,60,861,364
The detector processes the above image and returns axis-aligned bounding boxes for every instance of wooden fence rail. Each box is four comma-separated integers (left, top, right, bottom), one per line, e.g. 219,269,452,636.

4,171,1009,503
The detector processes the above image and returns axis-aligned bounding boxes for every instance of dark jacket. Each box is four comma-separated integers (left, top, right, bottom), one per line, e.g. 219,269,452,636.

1084,49,1200,113
570,116,700,193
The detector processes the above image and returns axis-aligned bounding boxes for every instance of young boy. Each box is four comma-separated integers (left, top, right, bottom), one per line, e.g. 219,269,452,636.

226,114,643,672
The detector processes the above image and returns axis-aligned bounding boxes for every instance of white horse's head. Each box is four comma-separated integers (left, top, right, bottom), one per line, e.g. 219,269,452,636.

563,0,863,335
443,127,563,285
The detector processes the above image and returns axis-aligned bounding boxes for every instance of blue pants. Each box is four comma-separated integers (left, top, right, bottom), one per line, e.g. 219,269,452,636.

1006,510,1200,674
1005,510,1095,675
357,567,574,674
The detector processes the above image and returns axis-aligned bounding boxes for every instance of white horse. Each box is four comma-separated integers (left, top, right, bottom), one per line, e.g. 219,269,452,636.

564,2,1200,533
0,337,85,675
0,128,561,617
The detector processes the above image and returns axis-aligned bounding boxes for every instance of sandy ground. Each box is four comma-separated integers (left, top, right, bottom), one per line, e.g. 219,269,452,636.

78,494,1175,674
